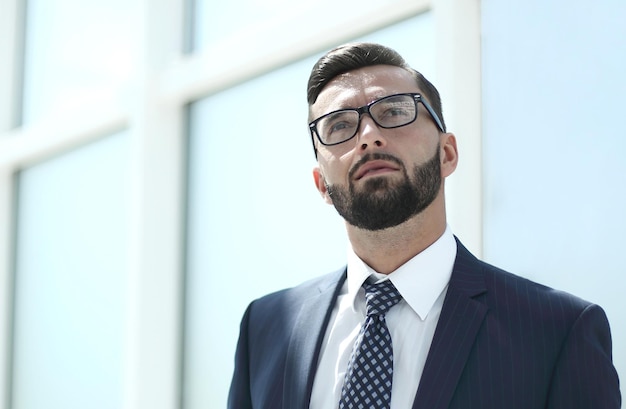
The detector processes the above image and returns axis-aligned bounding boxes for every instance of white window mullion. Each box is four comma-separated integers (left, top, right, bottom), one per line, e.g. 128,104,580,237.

158,0,431,105
0,0,23,132
433,0,483,256
125,1,186,409
0,0,22,405
0,167,14,409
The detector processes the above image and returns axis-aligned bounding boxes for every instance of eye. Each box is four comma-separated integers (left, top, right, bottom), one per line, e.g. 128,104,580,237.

386,107,411,117
329,121,352,133
319,111,358,140
373,100,415,125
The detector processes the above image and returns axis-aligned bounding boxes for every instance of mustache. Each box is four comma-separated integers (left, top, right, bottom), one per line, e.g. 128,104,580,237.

348,153,404,180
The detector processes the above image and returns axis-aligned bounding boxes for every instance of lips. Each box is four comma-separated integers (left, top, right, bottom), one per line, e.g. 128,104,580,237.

353,160,400,180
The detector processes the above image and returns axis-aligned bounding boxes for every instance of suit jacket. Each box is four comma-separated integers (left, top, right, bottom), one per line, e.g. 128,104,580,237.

228,239,621,408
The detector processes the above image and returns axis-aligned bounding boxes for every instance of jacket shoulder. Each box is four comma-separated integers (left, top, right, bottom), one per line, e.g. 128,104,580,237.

245,267,345,329
482,259,593,314
251,268,345,308
454,238,596,320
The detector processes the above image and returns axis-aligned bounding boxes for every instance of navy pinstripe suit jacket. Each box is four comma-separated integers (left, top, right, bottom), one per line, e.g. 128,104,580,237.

228,239,621,408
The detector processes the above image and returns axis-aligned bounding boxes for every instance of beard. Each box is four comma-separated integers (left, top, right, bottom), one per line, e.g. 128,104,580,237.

326,148,441,231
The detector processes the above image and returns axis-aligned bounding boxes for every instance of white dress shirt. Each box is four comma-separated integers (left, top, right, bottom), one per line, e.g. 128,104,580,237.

309,226,457,409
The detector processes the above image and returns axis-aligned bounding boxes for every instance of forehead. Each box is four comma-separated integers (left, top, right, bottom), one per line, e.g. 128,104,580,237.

311,65,421,118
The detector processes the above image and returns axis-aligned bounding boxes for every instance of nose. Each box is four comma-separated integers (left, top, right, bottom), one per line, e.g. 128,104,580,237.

356,115,387,151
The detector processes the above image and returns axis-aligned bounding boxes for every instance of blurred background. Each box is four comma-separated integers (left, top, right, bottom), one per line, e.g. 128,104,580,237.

0,0,624,407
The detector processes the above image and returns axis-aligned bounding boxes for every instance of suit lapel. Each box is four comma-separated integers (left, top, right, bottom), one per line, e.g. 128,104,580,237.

282,269,346,409
412,239,488,409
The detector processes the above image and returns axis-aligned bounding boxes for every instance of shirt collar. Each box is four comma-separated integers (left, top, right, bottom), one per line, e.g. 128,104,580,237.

346,225,457,320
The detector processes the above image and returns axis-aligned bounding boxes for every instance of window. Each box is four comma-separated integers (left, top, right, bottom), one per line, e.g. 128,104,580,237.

183,13,436,408
11,131,129,408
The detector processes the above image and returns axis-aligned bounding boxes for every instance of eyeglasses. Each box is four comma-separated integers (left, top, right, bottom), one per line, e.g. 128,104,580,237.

309,93,445,148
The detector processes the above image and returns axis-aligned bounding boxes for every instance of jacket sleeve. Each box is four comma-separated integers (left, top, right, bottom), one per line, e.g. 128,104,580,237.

227,303,253,409
546,303,621,408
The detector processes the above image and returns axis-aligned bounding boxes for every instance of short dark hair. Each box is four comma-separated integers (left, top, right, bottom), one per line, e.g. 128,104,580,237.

307,42,446,132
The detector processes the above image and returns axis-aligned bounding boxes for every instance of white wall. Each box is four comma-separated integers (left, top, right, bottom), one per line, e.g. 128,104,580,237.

481,0,626,393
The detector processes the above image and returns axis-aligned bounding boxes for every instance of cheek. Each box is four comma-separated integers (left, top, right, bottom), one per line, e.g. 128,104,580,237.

317,143,353,163
317,152,352,184
409,137,440,164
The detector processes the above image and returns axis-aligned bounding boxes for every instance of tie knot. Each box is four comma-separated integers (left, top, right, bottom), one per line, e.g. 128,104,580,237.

363,280,402,317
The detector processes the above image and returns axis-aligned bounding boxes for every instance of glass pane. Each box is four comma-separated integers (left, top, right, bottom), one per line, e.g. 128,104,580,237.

21,0,138,125
183,13,434,409
482,0,626,383
12,131,130,409
189,0,413,53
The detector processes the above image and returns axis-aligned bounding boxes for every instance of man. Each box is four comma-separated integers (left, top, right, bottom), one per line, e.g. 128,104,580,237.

228,43,621,408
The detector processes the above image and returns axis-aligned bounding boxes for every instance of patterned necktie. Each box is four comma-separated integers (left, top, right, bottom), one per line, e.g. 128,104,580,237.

338,279,403,409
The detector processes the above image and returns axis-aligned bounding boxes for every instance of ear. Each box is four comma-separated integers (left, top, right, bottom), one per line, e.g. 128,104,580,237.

440,133,459,178
313,166,333,204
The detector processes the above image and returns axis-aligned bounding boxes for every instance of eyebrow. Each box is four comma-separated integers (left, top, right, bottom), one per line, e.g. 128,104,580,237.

327,110,353,118
325,96,380,114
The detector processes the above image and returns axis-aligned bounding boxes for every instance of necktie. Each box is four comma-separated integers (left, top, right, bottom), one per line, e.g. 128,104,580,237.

338,279,403,409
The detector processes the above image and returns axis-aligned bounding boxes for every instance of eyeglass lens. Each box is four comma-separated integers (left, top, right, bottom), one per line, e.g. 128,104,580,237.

315,94,417,145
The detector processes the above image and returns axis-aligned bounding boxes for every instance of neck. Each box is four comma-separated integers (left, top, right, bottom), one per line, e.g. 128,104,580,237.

346,196,447,275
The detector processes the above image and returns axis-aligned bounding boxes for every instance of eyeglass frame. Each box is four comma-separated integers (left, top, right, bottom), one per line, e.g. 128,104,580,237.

309,92,445,156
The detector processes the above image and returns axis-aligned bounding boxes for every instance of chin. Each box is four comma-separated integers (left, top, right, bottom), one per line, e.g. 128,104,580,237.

358,176,395,192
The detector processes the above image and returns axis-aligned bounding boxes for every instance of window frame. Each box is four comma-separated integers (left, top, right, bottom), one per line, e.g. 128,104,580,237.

0,0,481,407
